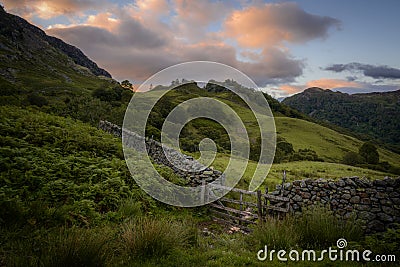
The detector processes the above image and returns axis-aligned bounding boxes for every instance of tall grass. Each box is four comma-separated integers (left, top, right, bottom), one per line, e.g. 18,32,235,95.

1,227,113,267
249,216,299,250
121,217,198,259
41,227,111,267
249,205,363,251
294,205,363,249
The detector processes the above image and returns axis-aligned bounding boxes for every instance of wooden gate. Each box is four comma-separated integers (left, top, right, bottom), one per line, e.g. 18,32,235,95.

206,183,290,232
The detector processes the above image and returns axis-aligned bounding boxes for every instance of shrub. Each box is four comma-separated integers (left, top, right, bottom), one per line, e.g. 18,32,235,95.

121,217,198,259
292,148,323,162
342,151,365,166
294,205,363,249
92,87,123,102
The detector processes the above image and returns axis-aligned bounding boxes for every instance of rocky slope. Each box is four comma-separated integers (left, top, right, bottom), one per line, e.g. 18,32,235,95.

0,5,111,91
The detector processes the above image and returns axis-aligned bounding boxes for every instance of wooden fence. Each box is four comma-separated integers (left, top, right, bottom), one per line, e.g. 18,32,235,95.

207,172,290,232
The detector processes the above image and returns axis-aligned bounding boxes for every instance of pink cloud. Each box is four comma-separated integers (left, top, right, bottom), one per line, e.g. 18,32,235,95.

169,0,233,43
306,78,362,89
1,0,108,19
277,78,363,96
223,2,340,48
86,12,120,32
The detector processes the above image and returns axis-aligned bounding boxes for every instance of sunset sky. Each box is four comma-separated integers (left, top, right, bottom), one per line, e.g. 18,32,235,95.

2,0,400,97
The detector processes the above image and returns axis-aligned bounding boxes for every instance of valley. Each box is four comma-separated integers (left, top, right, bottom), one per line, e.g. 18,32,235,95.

0,5,399,266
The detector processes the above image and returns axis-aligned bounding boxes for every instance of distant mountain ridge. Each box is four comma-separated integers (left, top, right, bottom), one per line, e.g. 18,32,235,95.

0,5,111,84
283,87,400,151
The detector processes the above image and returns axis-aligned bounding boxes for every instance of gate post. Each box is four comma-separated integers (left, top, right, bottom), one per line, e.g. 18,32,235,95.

257,190,263,225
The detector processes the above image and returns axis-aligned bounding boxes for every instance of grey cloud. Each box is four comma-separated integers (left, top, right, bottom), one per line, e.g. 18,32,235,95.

346,76,357,82
48,20,166,50
325,63,400,80
117,18,167,49
48,26,173,81
333,85,399,94
48,26,116,47
238,48,304,86
276,3,341,43
363,66,400,79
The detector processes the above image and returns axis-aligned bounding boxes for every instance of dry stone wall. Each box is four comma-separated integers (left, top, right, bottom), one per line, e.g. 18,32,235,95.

99,121,399,233
272,176,400,233
99,120,223,186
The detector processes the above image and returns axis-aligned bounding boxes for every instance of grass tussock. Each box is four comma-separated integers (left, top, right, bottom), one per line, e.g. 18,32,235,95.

121,216,198,259
295,205,363,248
250,216,299,250
42,227,111,267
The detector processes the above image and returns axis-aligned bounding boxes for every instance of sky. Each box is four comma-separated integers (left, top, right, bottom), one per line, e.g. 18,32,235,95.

1,0,400,98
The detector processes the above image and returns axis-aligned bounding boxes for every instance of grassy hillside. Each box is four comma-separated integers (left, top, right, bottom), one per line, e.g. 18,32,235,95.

145,84,400,174
1,81,399,266
2,106,398,266
275,117,400,166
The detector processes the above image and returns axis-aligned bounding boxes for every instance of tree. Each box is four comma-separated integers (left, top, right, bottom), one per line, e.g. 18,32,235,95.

277,141,294,154
342,151,365,166
121,80,132,89
359,142,379,164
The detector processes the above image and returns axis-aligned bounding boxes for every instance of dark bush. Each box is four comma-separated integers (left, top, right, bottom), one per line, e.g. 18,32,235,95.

27,93,48,107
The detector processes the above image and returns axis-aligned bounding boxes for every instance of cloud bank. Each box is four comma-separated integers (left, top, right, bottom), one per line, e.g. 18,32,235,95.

325,63,400,80
1,0,341,86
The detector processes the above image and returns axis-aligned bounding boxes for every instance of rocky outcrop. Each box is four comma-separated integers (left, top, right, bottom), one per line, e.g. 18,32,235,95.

0,7,111,78
46,36,111,77
272,176,400,233
99,120,223,186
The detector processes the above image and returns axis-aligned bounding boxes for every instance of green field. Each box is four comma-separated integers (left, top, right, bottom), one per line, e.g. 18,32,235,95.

210,154,395,192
